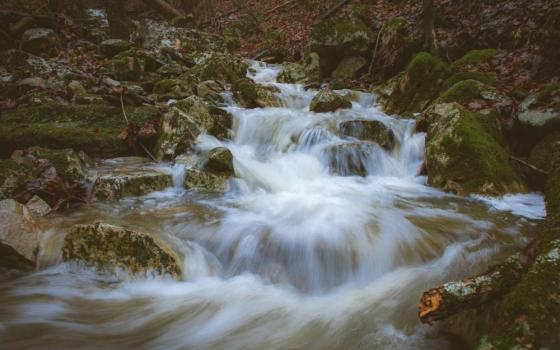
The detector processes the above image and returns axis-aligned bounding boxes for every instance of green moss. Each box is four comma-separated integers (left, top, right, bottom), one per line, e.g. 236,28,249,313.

232,78,257,105
224,26,240,50
442,72,496,90
529,132,560,173
311,15,371,45
437,79,484,104
453,49,500,67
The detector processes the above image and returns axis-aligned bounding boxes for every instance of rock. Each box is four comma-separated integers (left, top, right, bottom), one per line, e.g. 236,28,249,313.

208,107,234,140
26,195,52,217
376,52,452,116
92,168,173,201
156,63,185,77
0,159,32,201
331,56,366,81
20,28,58,56
0,199,40,271
74,94,105,105
326,142,379,176
518,83,560,130
11,148,89,183
310,88,352,113
423,103,526,196
102,49,163,81
184,169,229,193
277,52,320,84
100,39,131,57
152,76,196,99
192,52,248,83
16,77,46,91
529,132,560,174
338,120,395,149
206,147,234,174
62,222,182,278
136,19,223,52
310,15,372,77
452,49,500,68
196,80,224,102
67,80,87,97
232,78,281,108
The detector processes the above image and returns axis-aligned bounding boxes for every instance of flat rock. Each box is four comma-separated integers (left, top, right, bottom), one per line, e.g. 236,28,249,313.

0,199,40,271
92,168,172,201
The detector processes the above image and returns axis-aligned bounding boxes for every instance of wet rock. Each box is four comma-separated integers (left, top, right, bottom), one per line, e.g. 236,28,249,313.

310,88,352,113
206,147,234,174
184,169,229,193
0,199,40,271
423,103,526,196
192,52,248,83
232,78,281,108
92,168,172,201
338,120,395,149
208,107,234,140
277,53,320,84
310,15,372,77
100,39,131,57
376,52,452,116
20,28,58,56
25,195,52,217
62,222,182,278
325,142,379,177
331,56,366,81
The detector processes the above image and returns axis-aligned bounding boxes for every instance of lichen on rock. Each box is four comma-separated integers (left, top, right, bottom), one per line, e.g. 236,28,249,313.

310,88,352,113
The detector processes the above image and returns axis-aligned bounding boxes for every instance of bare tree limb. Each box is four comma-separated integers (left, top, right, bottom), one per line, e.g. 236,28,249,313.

142,0,184,19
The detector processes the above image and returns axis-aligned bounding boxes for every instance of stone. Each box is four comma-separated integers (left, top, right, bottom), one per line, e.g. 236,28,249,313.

310,88,352,113
100,39,131,57
196,80,224,102
277,52,320,84
152,77,195,99
20,28,58,56
0,199,40,271
338,120,395,149
232,78,282,108
25,195,52,217
423,103,526,196
310,16,372,77
102,50,163,81
62,222,182,278
16,77,46,91
92,168,173,201
32,148,89,183
184,169,229,193
68,80,87,97
136,19,223,52
206,147,234,174
156,63,185,77
518,83,560,130
192,51,248,83
326,142,379,176
331,56,366,80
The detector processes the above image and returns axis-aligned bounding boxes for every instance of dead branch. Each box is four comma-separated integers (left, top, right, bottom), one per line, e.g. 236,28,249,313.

368,22,385,76
320,0,352,22
142,0,184,19
510,155,549,176
265,0,298,16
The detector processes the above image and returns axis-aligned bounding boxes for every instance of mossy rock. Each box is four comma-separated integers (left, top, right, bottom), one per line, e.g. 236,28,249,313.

0,199,40,271
92,168,173,201
310,15,372,77
206,147,234,175
192,52,248,83
518,83,560,131
63,222,182,278
529,132,560,173
277,53,320,84
338,120,395,149
310,88,352,113
184,168,229,193
232,78,281,108
0,159,32,201
442,72,496,90
102,49,163,81
30,148,89,182
378,52,453,116
424,103,526,195
453,49,500,67
0,103,156,158
435,79,510,106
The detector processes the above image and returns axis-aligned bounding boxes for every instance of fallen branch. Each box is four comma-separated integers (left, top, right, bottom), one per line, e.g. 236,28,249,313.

418,240,539,325
265,0,298,16
510,155,549,176
368,22,385,76
142,0,183,19
320,0,352,21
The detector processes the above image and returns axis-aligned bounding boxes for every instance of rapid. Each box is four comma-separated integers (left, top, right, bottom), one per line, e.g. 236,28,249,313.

0,61,546,350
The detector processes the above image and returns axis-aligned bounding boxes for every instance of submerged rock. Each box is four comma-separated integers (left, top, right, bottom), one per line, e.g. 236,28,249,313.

21,28,58,56
423,103,525,195
0,199,40,271
92,168,172,201
310,88,352,113
62,222,182,278
338,120,395,149
325,142,379,177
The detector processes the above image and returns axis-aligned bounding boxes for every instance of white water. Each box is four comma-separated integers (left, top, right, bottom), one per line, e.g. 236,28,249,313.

0,61,545,350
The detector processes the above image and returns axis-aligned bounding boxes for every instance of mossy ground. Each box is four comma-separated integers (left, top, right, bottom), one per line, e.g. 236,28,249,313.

453,49,500,67
442,72,496,90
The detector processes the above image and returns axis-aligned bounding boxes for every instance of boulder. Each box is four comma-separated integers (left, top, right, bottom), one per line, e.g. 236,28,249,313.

184,169,229,193
518,83,560,131
331,56,366,81
156,63,186,77
232,78,281,108
452,49,500,68
62,222,182,278
102,49,163,81
277,53,320,84
25,195,52,217
326,142,379,177
67,80,87,97
376,52,452,116
20,28,58,56
152,76,196,99
310,88,352,113
30,148,89,182
423,103,526,195
192,52,248,83
206,147,234,174
92,168,173,201
338,120,395,149
196,80,224,101
0,159,32,201
100,39,131,57
310,15,372,77
0,199,40,271
529,132,560,174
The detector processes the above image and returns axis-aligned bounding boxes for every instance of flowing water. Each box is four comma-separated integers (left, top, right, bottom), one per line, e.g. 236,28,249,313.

0,62,546,350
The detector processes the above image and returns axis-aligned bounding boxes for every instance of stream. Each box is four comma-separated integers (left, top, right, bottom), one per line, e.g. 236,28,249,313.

0,61,546,350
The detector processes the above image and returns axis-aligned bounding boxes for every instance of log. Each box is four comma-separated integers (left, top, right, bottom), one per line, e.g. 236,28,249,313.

142,0,183,19
418,240,539,325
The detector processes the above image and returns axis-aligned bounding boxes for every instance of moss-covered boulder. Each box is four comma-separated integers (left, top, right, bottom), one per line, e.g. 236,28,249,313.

0,199,40,271
100,39,131,57
192,52,248,83
152,76,196,99
20,28,59,56
277,53,320,84
338,120,395,149
435,79,510,106
441,72,496,91
206,147,234,174
232,78,281,108
102,49,163,81
423,103,525,195
518,83,560,131
310,88,352,113
529,132,560,174
377,52,453,116
310,15,372,77
452,49,500,68
11,148,90,183
196,80,224,102
92,168,172,201
62,222,182,278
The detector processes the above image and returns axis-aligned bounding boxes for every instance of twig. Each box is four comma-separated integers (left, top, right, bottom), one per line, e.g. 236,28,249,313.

139,142,157,162
119,91,129,125
265,0,298,16
510,156,549,176
368,21,385,76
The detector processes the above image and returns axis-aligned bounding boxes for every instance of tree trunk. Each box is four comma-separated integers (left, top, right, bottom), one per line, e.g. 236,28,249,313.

422,0,439,56
142,0,184,19
105,0,130,40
